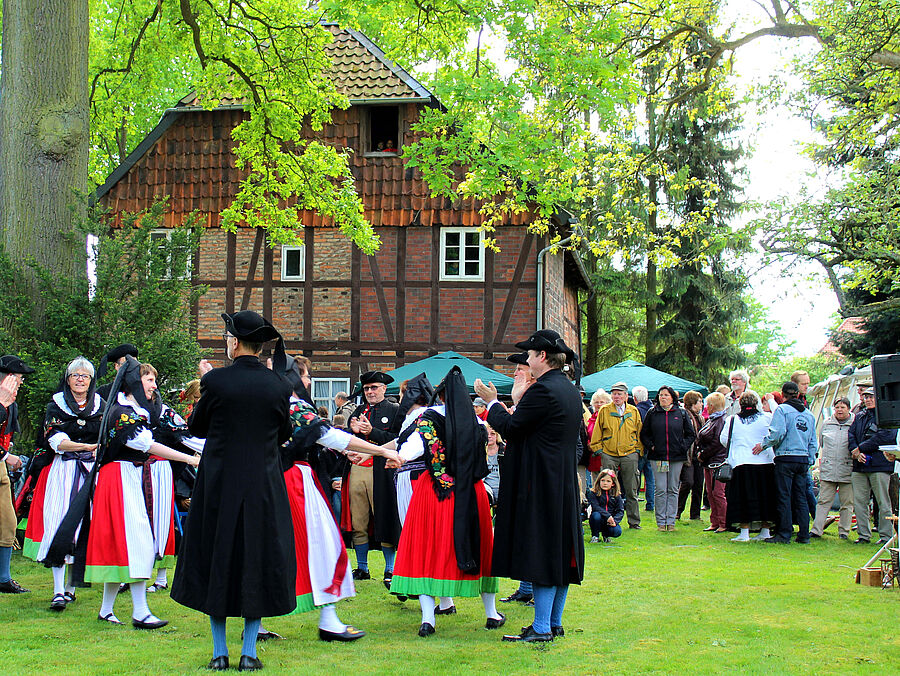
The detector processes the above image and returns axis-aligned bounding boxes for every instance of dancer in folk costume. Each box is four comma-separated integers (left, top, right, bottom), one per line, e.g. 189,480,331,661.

389,366,505,637
24,356,104,611
380,373,454,612
275,355,402,642
85,357,199,628
171,311,297,672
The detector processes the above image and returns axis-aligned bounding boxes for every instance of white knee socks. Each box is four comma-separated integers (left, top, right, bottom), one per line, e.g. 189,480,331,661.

51,565,66,595
318,604,347,632
481,592,501,620
100,582,119,618
418,595,436,627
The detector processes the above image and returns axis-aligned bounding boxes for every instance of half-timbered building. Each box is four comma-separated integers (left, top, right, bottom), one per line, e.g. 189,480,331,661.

96,24,588,411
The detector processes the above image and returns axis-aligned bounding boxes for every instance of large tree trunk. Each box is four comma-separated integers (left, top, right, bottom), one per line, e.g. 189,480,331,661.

645,85,659,363
0,0,90,328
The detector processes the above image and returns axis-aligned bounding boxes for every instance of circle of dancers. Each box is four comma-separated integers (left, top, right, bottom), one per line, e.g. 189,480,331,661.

1,312,585,670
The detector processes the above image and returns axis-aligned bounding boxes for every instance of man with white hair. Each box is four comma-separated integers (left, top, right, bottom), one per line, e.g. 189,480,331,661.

632,386,654,514
726,370,751,416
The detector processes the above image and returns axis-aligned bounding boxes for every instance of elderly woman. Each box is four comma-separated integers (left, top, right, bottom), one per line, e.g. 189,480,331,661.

639,386,696,531
811,397,854,539
722,391,776,542
24,356,104,611
696,392,729,532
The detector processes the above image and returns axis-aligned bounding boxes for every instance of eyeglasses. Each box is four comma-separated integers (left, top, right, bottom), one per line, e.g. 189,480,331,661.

222,333,234,340
69,373,91,381
363,385,383,391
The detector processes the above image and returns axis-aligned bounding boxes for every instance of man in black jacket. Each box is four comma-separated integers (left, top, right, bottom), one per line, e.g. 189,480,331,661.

345,371,400,585
0,354,34,594
849,387,896,545
171,311,294,672
475,329,585,643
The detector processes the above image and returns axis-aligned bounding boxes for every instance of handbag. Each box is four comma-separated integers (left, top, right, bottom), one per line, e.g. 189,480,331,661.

711,418,736,483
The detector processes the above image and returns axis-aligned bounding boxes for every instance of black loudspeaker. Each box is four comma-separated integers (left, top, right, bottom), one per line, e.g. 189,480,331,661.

871,354,900,429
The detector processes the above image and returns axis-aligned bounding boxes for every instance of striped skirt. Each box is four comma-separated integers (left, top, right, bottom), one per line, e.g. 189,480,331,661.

23,454,94,564
284,462,354,614
84,462,159,583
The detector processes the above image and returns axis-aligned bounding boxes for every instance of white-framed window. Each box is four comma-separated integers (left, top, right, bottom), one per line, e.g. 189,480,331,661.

149,229,191,279
312,378,351,417
440,227,484,281
281,245,305,281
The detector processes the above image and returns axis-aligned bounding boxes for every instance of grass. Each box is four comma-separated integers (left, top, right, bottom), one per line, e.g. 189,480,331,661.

1,515,898,675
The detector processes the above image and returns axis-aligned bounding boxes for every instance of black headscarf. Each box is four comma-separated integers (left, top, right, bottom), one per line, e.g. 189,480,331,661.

397,372,435,420
59,358,99,420
119,355,162,426
280,355,314,407
432,366,488,575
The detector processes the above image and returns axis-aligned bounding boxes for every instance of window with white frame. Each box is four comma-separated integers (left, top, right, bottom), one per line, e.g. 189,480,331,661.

313,378,351,417
440,227,484,281
281,245,305,281
149,229,191,279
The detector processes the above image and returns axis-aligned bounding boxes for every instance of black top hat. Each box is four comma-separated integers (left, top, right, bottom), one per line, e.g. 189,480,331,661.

359,371,394,386
98,343,139,378
514,329,575,363
505,352,529,366
0,354,35,375
221,311,282,343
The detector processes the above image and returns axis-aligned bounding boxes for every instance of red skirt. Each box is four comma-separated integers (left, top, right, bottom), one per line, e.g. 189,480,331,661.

390,473,498,597
284,462,353,614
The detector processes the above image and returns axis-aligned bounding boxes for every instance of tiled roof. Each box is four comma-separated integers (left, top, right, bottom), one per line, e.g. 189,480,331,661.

97,105,534,228
178,25,433,108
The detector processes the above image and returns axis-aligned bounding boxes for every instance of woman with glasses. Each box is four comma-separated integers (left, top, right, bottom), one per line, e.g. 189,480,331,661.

24,356,104,611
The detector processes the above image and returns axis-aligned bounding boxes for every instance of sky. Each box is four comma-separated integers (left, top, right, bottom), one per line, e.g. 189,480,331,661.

725,10,841,357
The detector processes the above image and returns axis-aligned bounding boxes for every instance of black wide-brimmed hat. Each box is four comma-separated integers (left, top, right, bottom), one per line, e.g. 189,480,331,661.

98,343,139,378
515,329,575,362
221,311,287,371
505,352,529,366
0,354,35,374
360,371,394,386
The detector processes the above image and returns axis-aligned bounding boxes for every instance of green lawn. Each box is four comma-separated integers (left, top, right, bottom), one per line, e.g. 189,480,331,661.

1,517,897,675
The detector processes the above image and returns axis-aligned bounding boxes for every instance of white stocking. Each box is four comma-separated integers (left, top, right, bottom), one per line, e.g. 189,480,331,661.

318,604,347,632
418,595,436,627
481,592,501,619
51,565,66,595
100,582,119,618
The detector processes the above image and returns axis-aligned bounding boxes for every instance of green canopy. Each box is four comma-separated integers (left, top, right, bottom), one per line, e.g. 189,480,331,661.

581,360,709,400
377,351,514,396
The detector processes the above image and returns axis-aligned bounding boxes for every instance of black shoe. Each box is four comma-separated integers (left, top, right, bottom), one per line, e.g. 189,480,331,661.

853,538,871,545
502,625,553,643
762,537,790,544
383,572,393,590
810,533,822,539
435,605,457,615
207,656,229,671
117,583,130,595
630,524,642,530
238,655,263,671
839,534,849,540
524,598,534,607
352,568,370,580
0,579,29,594
551,626,565,637
795,539,810,544
147,582,168,593
98,612,124,625
49,593,67,611
500,590,532,603
132,614,168,629
63,591,76,604
395,594,408,602
876,537,891,545
485,613,506,629
319,626,366,642
418,622,435,637
256,629,283,641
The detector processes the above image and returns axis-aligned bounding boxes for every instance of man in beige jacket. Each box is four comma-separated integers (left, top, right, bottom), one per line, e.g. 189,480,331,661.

589,382,643,529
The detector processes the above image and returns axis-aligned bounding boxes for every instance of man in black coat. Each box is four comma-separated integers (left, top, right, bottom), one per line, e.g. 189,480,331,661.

95,343,139,400
343,371,400,585
171,311,294,672
475,329,585,643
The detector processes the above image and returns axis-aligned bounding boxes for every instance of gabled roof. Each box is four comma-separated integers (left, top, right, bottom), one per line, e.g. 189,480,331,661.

178,24,435,108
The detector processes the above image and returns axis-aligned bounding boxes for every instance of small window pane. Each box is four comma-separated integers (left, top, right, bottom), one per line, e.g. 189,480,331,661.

283,247,304,279
465,261,479,276
445,261,459,276
445,232,460,247
464,246,480,262
465,232,479,247
445,246,459,262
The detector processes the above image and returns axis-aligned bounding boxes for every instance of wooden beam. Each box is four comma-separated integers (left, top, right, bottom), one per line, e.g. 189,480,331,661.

225,230,236,313
429,225,440,353
350,243,361,348
367,254,395,343
240,228,264,311
395,226,406,359
493,233,533,344
483,245,494,355
303,225,314,342
263,240,273,319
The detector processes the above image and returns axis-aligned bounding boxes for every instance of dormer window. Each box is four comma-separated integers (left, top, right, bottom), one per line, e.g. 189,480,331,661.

364,105,400,156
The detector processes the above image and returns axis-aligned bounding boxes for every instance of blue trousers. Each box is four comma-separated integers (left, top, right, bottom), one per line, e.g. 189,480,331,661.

588,512,622,539
531,584,568,634
774,458,811,542
639,456,655,508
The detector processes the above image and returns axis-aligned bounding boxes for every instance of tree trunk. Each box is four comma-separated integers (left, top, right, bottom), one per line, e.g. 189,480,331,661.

585,252,599,375
645,73,659,362
0,0,90,328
